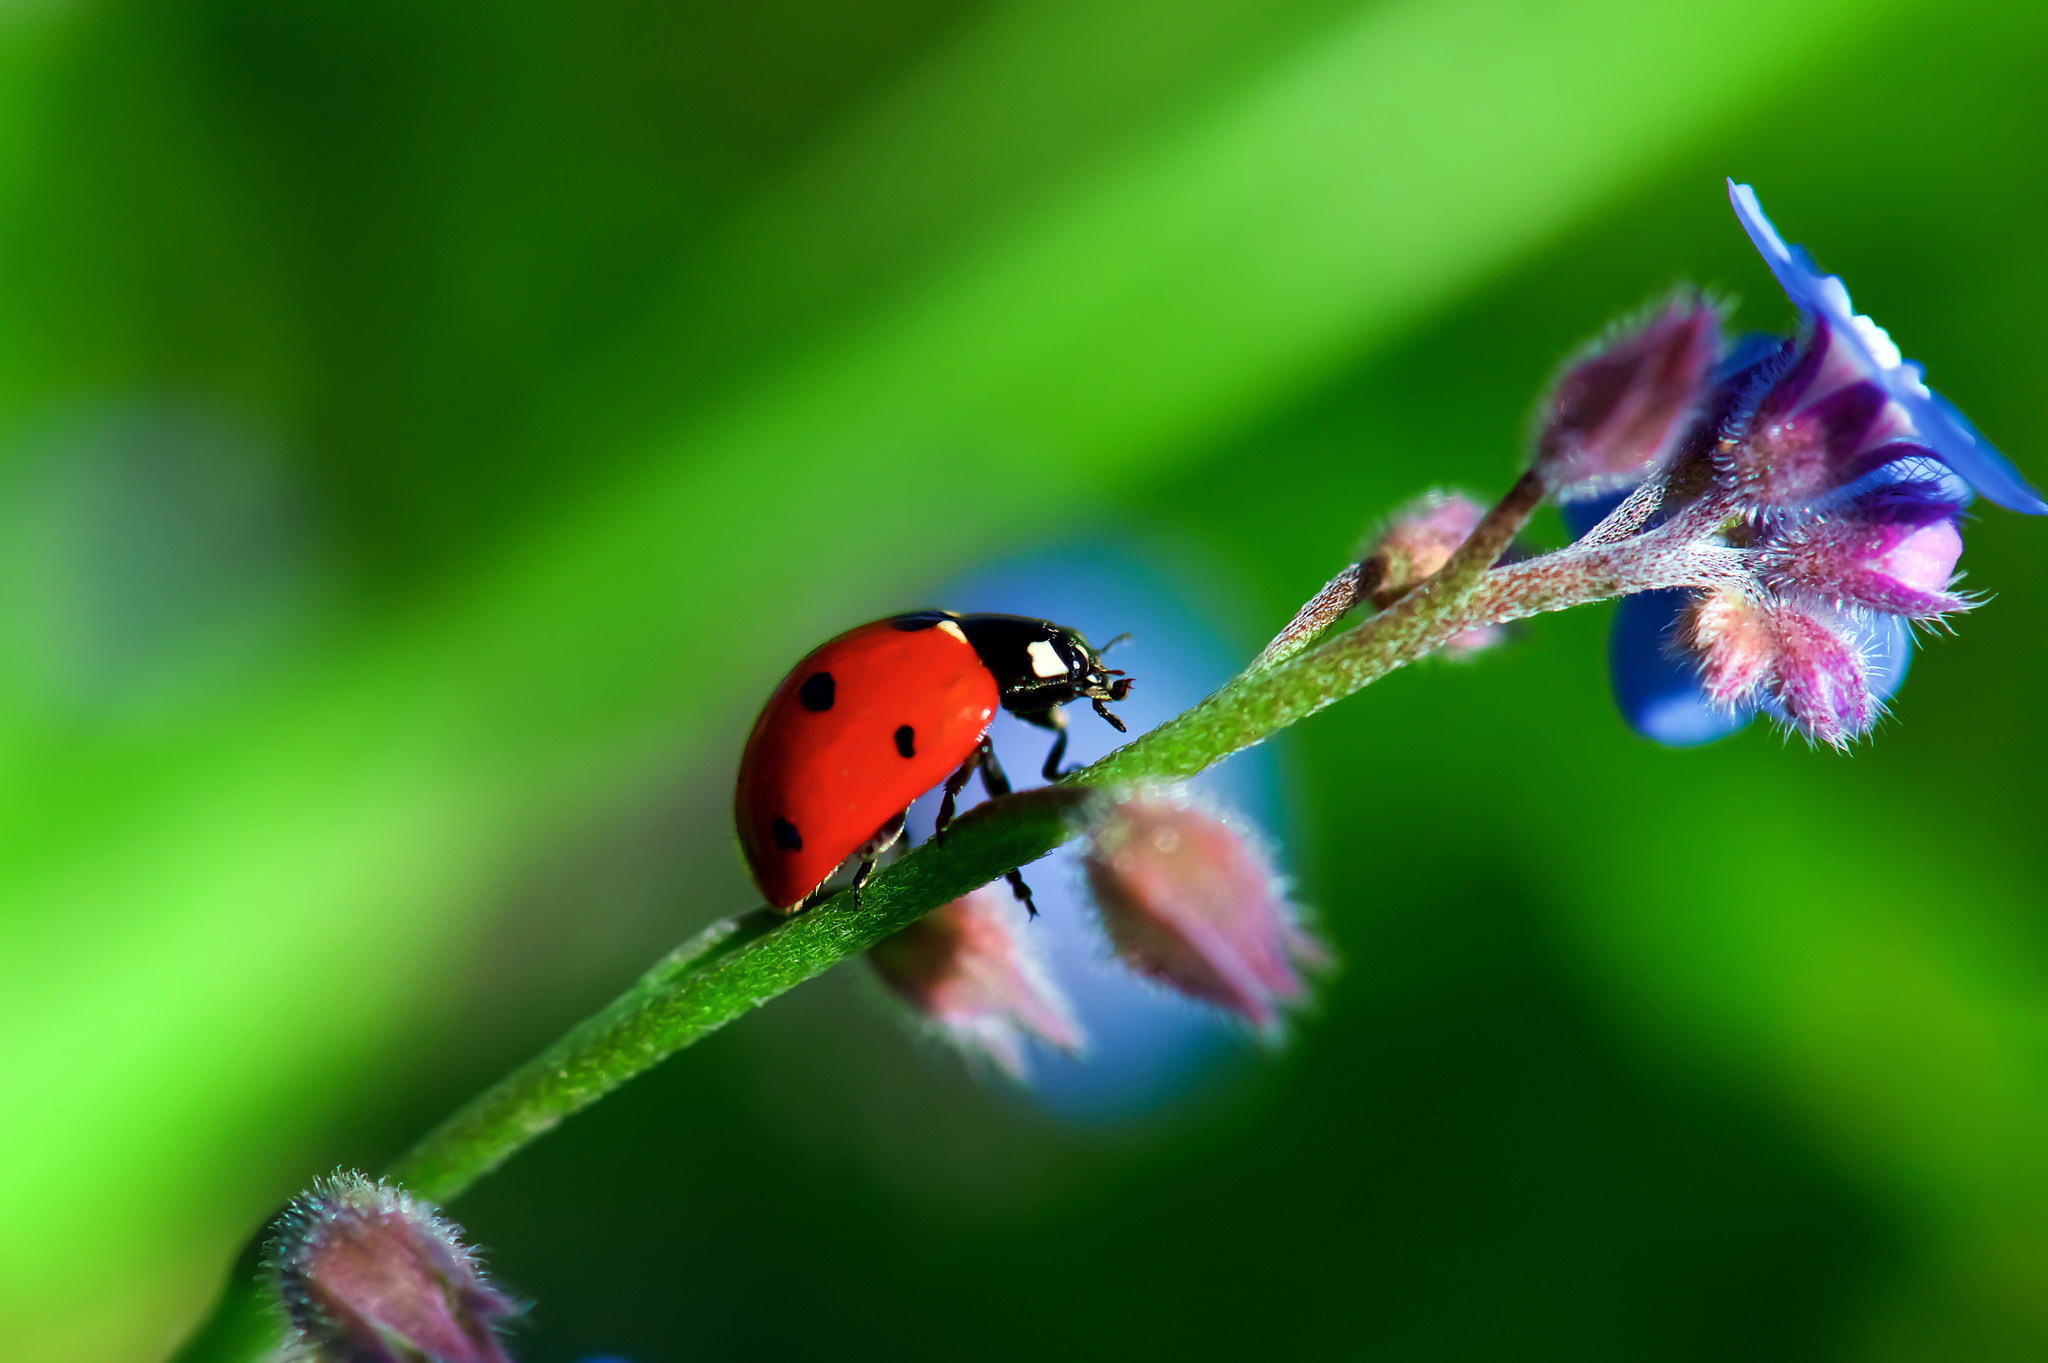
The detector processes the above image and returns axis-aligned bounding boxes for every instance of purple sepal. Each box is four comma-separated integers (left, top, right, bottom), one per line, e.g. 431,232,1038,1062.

1767,606,1875,747
1729,359,1897,507
1727,179,2048,515
1755,612,1911,708
1761,478,1969,618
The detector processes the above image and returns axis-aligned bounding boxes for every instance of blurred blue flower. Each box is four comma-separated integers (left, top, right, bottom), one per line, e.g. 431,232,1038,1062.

1727,179,2048,515
907,538,1286,1122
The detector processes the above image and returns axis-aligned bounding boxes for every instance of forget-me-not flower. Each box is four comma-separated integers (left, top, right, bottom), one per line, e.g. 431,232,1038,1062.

1579,182,2042,747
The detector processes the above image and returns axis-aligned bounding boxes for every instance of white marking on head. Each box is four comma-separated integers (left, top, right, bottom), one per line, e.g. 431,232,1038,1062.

1027,640,1066,679
937,619,968,644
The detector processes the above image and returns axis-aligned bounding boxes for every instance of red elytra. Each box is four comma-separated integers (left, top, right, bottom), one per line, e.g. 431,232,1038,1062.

736,618,997,909
734,612,1132,912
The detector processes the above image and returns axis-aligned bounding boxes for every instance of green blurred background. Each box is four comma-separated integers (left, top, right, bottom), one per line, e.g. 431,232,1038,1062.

4,0,2048,1357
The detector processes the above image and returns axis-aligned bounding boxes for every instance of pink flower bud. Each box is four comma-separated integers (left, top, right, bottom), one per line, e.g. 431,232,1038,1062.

1536,295,1720,497
1443,623,1509,658
267,1171,518,1363
1081,795,1321,1029
1765,604,1875,747
1679,590,1775,706
1760,482,1969,618
869,886,1083,1080
1362,492,1484,609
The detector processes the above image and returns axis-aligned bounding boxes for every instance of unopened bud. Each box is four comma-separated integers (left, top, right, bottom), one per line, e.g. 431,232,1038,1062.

1680,590,1774,706
1760,481,1969,618
267,1171,518,1363
1082,794,1322,1029
1536,295,1720,498
1766,604,1875,747
1361,492,1484,609
869,886,1083,1080
1443,624,1509,658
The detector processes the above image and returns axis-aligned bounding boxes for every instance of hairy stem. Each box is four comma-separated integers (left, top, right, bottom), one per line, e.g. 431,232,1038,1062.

1250,561,1369,671
387,785,1094,1199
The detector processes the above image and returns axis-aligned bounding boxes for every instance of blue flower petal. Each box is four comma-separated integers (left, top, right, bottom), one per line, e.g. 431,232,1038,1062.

1727,180,2047,515
1609,590,1751,747
1908,385,2047,515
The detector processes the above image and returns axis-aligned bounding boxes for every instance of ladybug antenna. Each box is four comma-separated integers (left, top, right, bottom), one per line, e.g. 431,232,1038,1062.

1100,632,1133,654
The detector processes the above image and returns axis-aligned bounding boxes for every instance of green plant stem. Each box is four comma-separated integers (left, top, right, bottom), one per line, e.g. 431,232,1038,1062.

387,784,1094,1200
178,465,1622,1363
387,473,1553,1204
1091,469,1546,783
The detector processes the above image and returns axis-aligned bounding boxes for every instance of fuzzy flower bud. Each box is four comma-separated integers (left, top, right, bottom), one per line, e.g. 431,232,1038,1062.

1765,604,1875,748
1082,794,1321,1029
869,886,1083,1080
1361,492,1484,609
1760,481,1969,618
266,1171,518,1363
1679,589,1775,707
1535,294,1719,498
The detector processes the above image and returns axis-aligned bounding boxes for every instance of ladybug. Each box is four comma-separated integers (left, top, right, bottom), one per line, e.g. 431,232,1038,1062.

735,610,1133,913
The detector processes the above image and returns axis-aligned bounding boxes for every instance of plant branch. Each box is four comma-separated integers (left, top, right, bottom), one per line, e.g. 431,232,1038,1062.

387,784,1095,1200
175,461,1689,1363
379,470,1542,1207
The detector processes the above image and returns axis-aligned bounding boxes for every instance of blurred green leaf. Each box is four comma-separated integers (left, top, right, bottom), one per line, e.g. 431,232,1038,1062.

0,0,1984,1355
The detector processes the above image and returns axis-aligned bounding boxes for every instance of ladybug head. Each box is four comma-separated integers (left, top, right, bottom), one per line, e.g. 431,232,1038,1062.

955,613,1135,732
1046,624,1133,733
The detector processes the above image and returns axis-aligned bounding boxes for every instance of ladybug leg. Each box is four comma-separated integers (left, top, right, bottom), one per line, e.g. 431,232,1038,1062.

974,734,1013,798
934,747,983,839
1003,867,1039,919
938,734,1010,841
847,812,906,909
969,741,1040,916
1036,709,1070,782
848,857,876,907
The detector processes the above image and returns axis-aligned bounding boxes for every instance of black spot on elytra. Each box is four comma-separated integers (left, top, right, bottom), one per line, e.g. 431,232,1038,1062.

798,672,835,711
771,818,802,852
894,725,916,758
